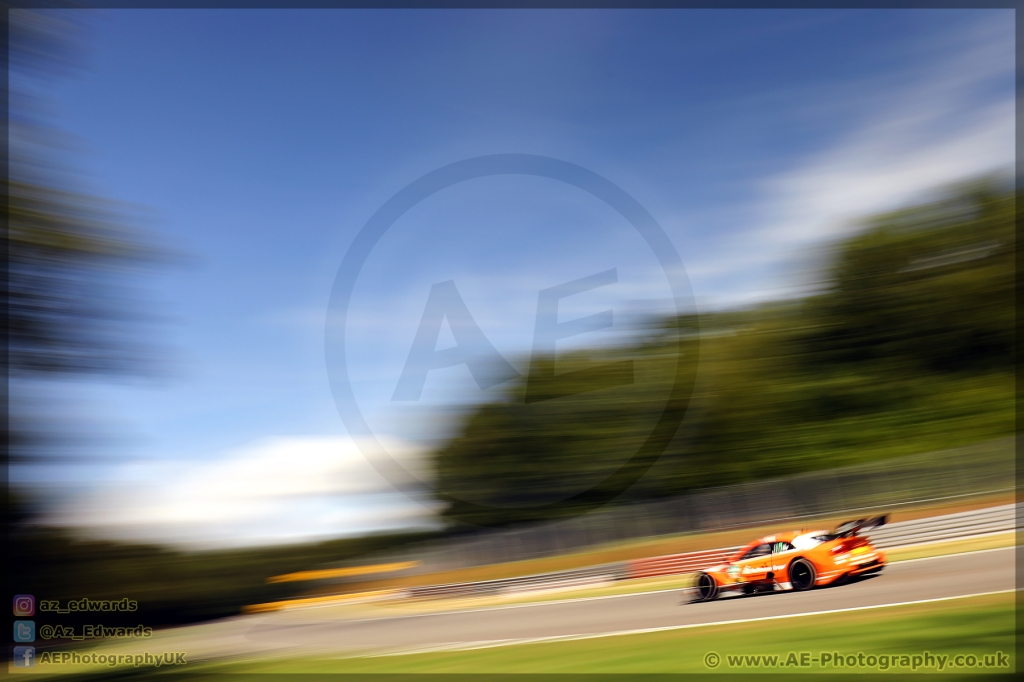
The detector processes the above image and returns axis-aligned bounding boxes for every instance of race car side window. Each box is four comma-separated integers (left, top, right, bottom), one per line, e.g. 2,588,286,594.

772,541,795,554
741,543,772,560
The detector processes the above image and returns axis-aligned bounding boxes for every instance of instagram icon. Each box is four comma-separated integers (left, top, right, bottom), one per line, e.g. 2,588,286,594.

13,595,35,617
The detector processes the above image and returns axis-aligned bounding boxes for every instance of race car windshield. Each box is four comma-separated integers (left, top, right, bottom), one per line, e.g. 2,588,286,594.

739,543,772,560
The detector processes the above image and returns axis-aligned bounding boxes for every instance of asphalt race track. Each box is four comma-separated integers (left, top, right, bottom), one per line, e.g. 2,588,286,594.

227,546,1014,659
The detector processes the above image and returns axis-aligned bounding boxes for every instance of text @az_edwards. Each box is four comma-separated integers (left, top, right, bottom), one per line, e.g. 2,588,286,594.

39,623,152,640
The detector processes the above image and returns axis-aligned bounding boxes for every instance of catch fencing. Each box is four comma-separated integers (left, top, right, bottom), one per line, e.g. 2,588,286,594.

868,502,1016,548
395,437,1014,574
402,501,1019,599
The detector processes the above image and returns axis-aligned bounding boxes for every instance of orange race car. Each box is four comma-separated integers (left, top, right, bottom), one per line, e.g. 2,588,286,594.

691,515,888,601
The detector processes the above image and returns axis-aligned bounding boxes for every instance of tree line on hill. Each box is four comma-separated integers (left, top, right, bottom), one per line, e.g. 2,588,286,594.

434,178,1014,527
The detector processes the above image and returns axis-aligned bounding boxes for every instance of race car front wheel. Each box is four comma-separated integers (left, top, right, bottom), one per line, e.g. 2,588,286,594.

695,572,719,601
789,558,816,591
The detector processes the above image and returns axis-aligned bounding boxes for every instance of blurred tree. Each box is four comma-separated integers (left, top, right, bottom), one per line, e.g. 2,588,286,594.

6,180,164,376
432,178,1015,528
435,345,687,527
803,178,1013,372
6,9,165,379
4,9,168,471
4,17,173,603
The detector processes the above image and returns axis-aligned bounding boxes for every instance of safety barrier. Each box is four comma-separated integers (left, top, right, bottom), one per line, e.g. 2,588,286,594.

402,502,1019,600
626,547,739,579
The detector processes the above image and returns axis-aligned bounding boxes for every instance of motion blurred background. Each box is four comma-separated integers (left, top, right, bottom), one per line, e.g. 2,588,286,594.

6,7,1015,630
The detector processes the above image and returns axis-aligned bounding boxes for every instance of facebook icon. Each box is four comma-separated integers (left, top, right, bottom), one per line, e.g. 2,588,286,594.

13,646,35,668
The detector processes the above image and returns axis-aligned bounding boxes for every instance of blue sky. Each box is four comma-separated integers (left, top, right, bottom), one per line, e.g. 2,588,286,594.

17,9,1013,547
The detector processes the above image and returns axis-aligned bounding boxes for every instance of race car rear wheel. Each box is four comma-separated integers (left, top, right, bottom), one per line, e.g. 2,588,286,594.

789,558,816,591
695,572,719,601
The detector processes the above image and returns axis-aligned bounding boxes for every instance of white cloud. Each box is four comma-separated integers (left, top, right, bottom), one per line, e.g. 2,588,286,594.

690,17,1014,308
40,436,440,549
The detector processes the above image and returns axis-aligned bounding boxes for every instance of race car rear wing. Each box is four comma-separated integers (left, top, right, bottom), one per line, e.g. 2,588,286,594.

830,514,888,538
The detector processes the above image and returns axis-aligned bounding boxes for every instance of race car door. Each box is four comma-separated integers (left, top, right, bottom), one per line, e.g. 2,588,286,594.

735,542,773,581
